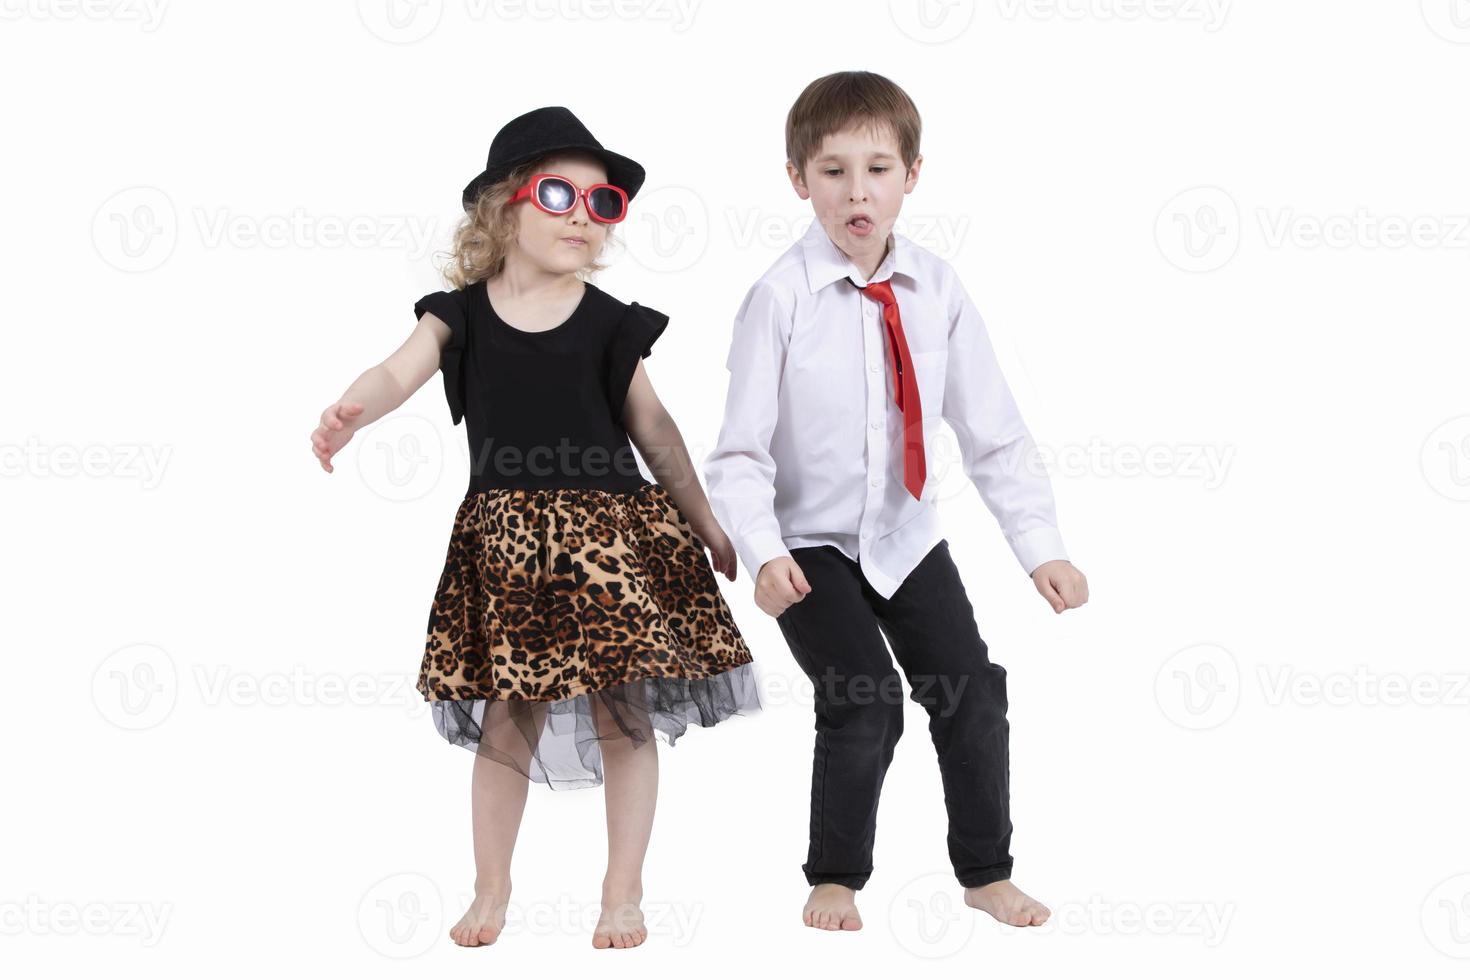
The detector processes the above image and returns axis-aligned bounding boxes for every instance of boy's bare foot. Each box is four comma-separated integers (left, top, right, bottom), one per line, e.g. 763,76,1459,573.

803,883,862,930
964,879,1050,926
449,879,511,947
592,884,647,949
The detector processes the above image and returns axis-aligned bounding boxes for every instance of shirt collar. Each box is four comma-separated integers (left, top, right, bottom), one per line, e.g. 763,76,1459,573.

800,217,919,293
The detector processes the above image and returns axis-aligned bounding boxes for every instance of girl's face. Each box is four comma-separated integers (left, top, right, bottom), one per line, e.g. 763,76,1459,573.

509,153,613,275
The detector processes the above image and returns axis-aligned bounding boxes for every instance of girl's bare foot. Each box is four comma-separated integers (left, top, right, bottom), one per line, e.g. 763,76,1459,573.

592,883,647,949
450,878,512,946
803,883,862,930
964,879,1050,926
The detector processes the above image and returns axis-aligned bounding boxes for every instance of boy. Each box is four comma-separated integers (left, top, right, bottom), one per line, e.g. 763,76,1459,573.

703,71,1089,931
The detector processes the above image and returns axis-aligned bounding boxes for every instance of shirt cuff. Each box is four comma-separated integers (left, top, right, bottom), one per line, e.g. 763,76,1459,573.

735,530,791,582
1008,525,1069,577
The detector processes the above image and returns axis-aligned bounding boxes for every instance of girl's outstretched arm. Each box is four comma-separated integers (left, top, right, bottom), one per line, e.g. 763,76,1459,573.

310,313,450,473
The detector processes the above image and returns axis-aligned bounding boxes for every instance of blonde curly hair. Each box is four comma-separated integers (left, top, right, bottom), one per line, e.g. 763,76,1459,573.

435,152,618,289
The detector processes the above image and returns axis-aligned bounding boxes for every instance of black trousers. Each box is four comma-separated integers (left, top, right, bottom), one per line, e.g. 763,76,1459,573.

774,539,1013,890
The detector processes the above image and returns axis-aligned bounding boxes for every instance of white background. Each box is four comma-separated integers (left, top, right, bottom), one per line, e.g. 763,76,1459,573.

5,0,1469,974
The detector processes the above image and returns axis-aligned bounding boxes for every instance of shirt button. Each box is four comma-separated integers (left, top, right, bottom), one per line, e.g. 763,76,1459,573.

870,421,880,429
861,530,871,539
870,478,880,487
869,364,879,373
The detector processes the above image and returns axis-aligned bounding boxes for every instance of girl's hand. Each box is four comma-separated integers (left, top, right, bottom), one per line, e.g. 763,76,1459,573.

1032,559,1089,614
691,518,739,581
310,402,365,473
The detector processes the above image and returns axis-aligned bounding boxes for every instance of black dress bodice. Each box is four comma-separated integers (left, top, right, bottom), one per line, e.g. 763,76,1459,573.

413,279,669,493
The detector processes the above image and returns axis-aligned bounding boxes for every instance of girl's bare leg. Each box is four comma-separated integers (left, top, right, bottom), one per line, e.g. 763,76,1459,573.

449,701,548,947
590,691,658,949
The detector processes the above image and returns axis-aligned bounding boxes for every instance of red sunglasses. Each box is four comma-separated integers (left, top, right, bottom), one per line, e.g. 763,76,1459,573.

509,173,629,224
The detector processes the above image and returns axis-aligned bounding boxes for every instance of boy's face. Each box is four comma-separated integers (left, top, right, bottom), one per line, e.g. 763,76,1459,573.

787,121,921,265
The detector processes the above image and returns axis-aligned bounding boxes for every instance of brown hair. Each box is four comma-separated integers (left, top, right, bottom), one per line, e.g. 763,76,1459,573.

436,151,616,289
785,71,922,181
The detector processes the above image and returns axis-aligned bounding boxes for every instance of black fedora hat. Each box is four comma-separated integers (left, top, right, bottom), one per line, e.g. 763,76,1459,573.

461,106,646,211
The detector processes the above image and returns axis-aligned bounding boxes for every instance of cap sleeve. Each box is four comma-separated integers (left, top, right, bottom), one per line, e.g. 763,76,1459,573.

605,301,670,420
414,290,469,425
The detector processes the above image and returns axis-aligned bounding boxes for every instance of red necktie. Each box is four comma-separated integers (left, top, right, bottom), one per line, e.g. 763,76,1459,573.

857,278,926,500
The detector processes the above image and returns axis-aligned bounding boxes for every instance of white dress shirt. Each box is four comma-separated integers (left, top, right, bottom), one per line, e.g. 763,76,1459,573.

702,218,1069,600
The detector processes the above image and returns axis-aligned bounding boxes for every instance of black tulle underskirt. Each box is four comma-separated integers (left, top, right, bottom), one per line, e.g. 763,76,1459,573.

430,661,759,790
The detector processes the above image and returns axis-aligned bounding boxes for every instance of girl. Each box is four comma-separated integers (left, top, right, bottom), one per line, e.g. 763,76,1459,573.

310,106,759,949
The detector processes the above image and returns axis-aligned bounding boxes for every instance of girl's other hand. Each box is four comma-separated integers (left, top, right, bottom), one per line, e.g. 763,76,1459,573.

692,519,738,581
310,402,365,473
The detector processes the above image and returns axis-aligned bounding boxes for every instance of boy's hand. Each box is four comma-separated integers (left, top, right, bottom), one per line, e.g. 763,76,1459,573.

755,556,812,618
1032,559,1088,614
310,402,365,473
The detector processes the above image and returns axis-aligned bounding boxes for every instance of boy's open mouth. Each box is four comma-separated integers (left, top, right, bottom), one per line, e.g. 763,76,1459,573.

846,214,875,236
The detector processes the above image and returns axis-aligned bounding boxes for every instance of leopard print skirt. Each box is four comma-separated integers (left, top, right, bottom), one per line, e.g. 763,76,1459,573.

419,481,760,790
